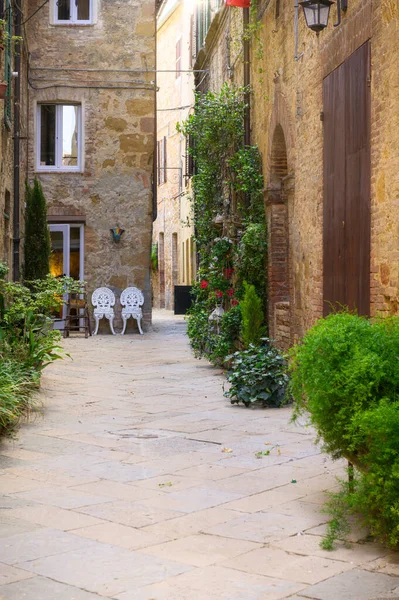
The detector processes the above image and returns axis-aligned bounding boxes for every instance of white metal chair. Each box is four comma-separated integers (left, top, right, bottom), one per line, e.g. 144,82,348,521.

120,286,144,335
92,287,116,335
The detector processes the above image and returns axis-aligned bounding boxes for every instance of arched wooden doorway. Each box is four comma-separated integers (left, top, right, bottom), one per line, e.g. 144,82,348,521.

266,124,291,350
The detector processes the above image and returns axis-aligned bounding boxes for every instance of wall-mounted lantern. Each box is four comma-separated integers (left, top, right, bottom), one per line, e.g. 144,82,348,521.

110,227,125,243
299,0,335,33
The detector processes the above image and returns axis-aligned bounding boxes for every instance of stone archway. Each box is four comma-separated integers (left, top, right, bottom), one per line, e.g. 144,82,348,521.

266,124,292,350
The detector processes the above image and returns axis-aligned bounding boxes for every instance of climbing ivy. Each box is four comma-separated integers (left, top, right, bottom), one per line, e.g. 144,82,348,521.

177,84,267,364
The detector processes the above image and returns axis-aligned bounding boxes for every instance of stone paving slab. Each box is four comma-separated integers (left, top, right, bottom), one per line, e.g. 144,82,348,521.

0,311,395,599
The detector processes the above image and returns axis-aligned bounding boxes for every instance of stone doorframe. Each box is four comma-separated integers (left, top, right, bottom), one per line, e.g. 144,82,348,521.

264,91,295,350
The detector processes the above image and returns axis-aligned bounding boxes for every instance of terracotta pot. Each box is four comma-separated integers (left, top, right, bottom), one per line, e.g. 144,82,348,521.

0,82,8,99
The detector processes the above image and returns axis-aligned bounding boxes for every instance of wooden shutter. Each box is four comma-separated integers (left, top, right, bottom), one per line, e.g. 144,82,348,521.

163,136,167,183
323,42,371,316
175,38,181,79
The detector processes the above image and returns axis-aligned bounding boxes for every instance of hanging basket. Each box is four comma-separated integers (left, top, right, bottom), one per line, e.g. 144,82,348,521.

0,82,8,100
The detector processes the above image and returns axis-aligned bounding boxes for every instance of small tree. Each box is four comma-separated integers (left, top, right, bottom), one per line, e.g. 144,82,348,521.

240,281,264,348
23,179,51,281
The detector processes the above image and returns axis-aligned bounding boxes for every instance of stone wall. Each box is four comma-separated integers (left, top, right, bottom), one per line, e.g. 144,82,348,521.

195,0,399,349
26,0,156,329
0,0,28,280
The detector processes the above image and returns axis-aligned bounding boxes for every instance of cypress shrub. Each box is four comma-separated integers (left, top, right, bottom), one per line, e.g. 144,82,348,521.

240,281,264,348
23,179,51,281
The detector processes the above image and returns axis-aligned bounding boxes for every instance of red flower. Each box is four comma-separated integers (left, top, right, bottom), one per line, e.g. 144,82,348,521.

224,268,234,279
231,298,239,306
227,288,234,298
200,280,209,289
215,290,224,298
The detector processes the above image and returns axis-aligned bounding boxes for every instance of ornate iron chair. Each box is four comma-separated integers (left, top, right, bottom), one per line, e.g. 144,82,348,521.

92,287,116,335
120,287,144,335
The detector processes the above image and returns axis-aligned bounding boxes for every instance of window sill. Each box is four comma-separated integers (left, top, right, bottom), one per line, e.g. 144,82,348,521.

51,22,94,27
35,169,83,174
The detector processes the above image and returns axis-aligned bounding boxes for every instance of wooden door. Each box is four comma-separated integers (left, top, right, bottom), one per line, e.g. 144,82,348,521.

323,42,371,316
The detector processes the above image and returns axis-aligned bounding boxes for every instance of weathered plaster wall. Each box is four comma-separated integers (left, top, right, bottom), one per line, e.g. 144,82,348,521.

153,0,195,310
26,0,155,328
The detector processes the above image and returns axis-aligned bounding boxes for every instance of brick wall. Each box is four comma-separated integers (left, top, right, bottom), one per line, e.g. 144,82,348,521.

195,0,399,347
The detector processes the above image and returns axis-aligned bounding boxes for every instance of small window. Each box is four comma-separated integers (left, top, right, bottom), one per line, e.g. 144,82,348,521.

157,136,167,185
37,104,82,171
55,0,92,24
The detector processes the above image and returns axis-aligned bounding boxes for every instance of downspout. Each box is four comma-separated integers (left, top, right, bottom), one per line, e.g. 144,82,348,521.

12,0,21,281
294,0,304,61
153,7,158,221
243,6,250,146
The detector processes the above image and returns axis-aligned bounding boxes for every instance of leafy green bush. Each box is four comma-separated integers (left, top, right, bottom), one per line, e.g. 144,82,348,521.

0,361,37,435
290,311,399,461
290,311,399,548
240,282,264,349
236,223,267,310
0,265,70,435
225,342,290,407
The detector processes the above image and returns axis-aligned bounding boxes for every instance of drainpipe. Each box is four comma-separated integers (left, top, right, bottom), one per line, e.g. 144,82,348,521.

243,6,250,146
153,13,158,222
12,1,21,281
294,0,304,61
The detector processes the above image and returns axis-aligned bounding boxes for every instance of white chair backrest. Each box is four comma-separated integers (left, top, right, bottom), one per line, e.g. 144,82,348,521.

120,287,144,310
92,287,116,310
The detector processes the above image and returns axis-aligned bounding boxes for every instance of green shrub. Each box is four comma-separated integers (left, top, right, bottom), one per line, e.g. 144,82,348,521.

236,223,267,309
0,266,69,435
290,311,399,461
224,342,290,407
23,178,51,281
240,282,264,349
290,311,399,548
0,361,37,435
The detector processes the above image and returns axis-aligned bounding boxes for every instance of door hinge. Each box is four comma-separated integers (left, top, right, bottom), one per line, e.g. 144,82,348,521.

320,111,324,122
367,76,371,87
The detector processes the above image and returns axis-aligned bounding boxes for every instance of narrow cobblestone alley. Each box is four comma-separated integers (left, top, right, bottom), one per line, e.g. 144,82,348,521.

0,312,398,599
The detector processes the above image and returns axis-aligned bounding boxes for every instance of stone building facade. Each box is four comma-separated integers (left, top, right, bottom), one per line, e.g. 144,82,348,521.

0,0,29,280
23,0,156,328
152,0,196,311
194,0,399,349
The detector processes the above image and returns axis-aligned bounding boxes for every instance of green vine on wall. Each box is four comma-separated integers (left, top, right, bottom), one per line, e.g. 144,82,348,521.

177,84,267,365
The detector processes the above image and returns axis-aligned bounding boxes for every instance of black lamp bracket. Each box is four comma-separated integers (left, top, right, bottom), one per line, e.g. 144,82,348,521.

334,0,348,27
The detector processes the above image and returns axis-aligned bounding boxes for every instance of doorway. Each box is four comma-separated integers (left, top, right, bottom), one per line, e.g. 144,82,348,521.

49,224,84,327
323,42,371,316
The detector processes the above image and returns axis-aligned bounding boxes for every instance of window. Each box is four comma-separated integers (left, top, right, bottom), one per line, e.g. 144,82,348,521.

157,136,167,185
54,0,92,24
37,104,81,171
175,38,182,79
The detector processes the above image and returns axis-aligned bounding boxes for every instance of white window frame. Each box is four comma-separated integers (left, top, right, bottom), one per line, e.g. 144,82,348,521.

36,103,82,173
53,0,93,25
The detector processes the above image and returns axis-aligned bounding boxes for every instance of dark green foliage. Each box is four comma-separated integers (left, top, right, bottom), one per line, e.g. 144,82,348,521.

225,342,290,407
0,265,69,436
236,223,267,309
290,311,399,548
179,86,267,368
290,311,399,461
240,282,264,348
23,178,51,281
0,360,37,435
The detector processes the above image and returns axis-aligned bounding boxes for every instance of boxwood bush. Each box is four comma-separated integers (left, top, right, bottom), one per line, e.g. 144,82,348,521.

290,311,399,547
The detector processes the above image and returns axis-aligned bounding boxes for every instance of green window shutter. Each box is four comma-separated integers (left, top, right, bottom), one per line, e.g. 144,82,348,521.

4,0,12,128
